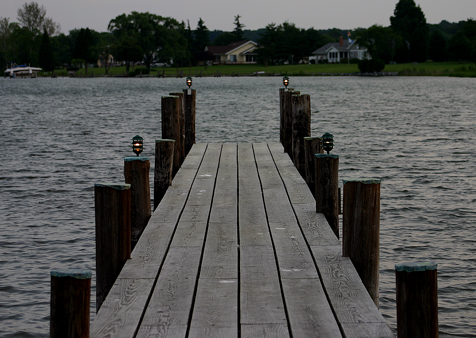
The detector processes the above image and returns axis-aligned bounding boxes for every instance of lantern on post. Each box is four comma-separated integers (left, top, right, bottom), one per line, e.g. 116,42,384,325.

283,76,289,90
132,135,144,156
322,132,334,154
186,76,192,95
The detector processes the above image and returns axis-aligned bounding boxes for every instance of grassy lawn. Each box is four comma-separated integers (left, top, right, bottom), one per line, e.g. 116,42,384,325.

45,61,476,78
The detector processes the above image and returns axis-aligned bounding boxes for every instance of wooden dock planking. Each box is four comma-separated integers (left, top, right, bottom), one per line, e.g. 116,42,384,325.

91,142,394,338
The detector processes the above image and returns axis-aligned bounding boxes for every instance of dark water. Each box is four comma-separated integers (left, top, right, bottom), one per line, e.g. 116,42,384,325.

1,76,475,337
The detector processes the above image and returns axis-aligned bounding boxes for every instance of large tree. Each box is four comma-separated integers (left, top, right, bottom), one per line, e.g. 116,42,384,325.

72,28,97,74
429,30,448,62
108,12,187,70
39,29,54,71
17,2,60,36
355,25,402,63
390,0,429,62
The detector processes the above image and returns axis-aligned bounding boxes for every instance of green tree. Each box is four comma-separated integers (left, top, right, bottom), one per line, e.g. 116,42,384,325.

108,12,187,70
0,17,12,70
429,30,448,62
448,30,475,61
39,29,54,71
72,28,97,74
233,15,245,41
17,2,60,36
390,0,429,62
194,18,210,52
355,25,402,63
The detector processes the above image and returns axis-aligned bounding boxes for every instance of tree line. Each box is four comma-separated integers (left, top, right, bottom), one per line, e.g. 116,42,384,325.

1,0,475,74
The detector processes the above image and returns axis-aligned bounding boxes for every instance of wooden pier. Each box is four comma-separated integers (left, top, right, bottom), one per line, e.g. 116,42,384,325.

90,142,393,337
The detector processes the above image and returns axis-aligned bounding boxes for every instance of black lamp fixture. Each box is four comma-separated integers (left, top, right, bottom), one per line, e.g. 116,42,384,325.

283,76,289,90
186,76,192,95
322,132,334,154
132,135,144,156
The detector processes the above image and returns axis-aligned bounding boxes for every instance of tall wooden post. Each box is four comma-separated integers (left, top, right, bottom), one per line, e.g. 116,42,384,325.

94,183,131,311
315,154,339,237
170,92,186,166
292,94,311,177
124,157,151,250
396,262,438,338
282,89,296,154
183,88,196,156
161,95,182,177
50,269,91,338
279,88,286,146
154,139,175,210
342,179,381,307
304,137,323,196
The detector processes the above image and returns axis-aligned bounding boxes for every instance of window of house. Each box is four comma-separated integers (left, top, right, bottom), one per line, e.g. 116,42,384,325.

229,55,237,62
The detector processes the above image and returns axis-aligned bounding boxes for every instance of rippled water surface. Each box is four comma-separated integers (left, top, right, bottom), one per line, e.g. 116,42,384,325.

1,76,475,337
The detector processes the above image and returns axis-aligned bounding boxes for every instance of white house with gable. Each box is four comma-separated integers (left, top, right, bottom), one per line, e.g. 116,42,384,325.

312,36,368,63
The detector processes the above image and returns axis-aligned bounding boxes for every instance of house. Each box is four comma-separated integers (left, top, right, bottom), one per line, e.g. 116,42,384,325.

205,40,258,64
312,36,368,63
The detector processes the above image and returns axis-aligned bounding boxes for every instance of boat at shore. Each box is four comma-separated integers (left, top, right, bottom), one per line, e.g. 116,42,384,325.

4,64,42,78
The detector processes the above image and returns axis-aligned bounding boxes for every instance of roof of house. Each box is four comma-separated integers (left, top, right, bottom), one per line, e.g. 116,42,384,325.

312,40,362,55
206,40,257,55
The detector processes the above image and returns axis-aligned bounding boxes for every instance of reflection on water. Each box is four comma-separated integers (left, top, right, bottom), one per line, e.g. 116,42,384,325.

0,76,475,337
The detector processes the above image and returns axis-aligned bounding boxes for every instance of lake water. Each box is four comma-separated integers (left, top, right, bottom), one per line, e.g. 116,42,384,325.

1,75,475,337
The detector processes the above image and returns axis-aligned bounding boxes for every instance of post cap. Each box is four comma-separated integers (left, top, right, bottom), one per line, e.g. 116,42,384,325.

124,156,149,162
51,269,92,279
94,183,131,190
395,262,437,272
155,139,176,143
343,178,381,185
315,154,339,159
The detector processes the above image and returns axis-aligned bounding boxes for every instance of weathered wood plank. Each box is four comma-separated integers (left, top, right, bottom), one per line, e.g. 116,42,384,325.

240,245,288,325
281,279,342,337
188,279,238,338
241,324,290,337
311,245,394,337
90,278,155,338
139,246,203,329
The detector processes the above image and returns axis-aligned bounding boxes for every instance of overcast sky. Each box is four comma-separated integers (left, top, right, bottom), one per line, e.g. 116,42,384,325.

3,0,476,34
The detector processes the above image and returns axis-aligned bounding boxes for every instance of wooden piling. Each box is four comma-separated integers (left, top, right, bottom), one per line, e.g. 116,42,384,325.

50,269,91,338
315,154,339,238
154,139,175,210
183,88,196,156
161,95,182,177
396,262,438,338
170,92,186,166
292,94,311,177
304,137,322,196
94,183,131,311
124,157,151,250
342,178,381,307
282,89,296,154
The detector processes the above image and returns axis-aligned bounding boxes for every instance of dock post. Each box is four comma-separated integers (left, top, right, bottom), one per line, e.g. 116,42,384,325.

396,262,438,338
315,154,339,237
170,92,186,166
154,139,175,210
183,88,196,156
304,136,322,195
94,183,131,311
342,179,380,307
161,95,182,177
50,269,91,338
124,157,151,250
282,89,296,155
292,94,311,177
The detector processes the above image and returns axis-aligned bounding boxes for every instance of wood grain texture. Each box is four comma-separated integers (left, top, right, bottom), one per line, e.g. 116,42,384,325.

311,245,393,337
90,278,155,338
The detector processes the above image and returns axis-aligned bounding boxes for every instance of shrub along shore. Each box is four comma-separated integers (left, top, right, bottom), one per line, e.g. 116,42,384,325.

36,62,476,78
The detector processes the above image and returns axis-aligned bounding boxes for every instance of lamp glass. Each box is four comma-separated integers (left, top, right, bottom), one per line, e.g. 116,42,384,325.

322,132,334,154
132,135,143,156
